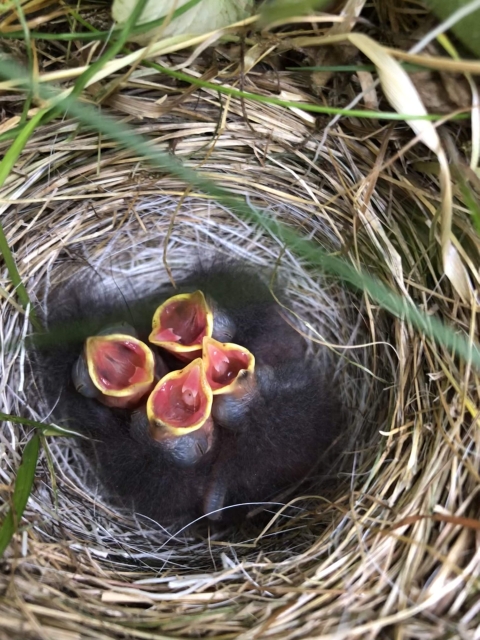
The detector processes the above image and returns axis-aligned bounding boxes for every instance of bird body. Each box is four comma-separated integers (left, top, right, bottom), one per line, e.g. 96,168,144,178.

205,360,341,521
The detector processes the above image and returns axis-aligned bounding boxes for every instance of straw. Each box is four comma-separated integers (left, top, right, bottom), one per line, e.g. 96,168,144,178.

0,1,479,638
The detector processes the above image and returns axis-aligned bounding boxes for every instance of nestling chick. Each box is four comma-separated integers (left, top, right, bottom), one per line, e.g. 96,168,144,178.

203,360,343,522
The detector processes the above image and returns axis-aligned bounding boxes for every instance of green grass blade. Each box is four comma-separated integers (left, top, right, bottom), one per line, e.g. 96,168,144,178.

12,0,33,123
455,174,480,236
67,0,151,102
1,56,479,370
0,110,45,187
0,412,79,437
0,109,45,331
1,0,203,41
0,433,40,558
148,63,463,122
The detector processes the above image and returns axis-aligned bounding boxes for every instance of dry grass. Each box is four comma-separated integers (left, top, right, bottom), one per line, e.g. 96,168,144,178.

1,1,480,638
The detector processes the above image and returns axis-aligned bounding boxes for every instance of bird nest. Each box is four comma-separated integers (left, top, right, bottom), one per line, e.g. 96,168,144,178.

1,3,480,638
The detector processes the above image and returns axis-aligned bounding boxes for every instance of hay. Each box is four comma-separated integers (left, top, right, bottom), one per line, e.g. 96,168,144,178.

1,1,480,638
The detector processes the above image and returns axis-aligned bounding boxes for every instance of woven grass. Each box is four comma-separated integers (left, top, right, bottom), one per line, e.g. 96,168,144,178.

1,1,480,638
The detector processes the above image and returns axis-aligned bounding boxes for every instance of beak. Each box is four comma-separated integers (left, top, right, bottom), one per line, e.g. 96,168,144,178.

202,336,255,395
72,353,100,399
149,291,213,361
75,332,155,408
146,357,213,435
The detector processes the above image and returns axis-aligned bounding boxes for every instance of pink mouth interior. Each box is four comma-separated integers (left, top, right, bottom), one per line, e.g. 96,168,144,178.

151,365,209,428
205,343,251,391
92,339,150,391
154,295,208,345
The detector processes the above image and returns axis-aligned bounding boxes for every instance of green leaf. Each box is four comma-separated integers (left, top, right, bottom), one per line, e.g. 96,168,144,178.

112,0,251,43
424,0,480,57
0,433,40,558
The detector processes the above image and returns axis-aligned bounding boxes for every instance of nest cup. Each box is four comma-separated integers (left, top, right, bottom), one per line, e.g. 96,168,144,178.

1,39,479,640
11,175,386,532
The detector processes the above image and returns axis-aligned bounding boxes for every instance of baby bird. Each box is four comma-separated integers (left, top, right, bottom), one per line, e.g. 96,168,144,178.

203,360,342,522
